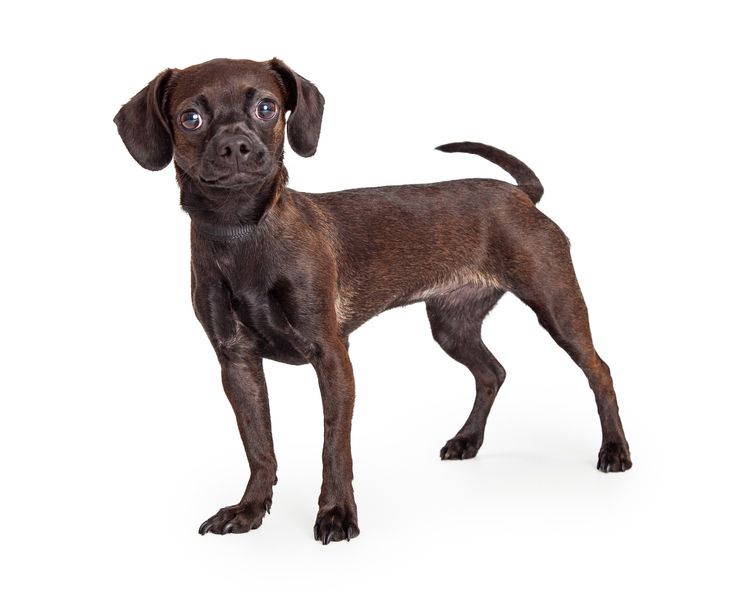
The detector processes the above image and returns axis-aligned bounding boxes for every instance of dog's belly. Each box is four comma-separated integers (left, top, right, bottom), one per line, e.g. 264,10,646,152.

335,267,505,333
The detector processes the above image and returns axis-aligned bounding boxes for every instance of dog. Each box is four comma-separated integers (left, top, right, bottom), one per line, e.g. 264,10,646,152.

114,58,631,544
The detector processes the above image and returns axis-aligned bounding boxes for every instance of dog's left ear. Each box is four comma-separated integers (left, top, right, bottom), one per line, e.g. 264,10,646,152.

114,69,175,171
269,59,325,157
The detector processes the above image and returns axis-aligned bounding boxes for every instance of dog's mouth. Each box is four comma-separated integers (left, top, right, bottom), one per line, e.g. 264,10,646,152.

199,171,268,189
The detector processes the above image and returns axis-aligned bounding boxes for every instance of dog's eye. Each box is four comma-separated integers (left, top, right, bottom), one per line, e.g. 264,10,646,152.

179,110,203,131
256,99,278,121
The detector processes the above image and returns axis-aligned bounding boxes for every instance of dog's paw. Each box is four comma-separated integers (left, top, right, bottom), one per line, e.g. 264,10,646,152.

440,433,482,460
597,441,632,473
313,505,359,545
198,499,271,535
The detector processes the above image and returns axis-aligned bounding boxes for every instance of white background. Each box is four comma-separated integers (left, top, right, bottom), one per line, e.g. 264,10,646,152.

2,1,748,598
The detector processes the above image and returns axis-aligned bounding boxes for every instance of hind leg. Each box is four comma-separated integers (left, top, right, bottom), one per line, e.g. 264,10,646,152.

512,257,632,472
426,287,506,460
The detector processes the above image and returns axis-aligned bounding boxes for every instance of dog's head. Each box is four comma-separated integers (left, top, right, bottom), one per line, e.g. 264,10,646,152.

114,58,324,190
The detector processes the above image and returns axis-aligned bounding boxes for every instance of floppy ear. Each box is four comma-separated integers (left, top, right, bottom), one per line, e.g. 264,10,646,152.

269,59,325,157
114,69,175,171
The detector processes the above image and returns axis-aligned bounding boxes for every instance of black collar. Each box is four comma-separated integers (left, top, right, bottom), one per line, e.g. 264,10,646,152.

191,219,256,242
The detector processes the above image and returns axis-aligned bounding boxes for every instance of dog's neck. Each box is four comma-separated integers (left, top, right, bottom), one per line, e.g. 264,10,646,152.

190,219,259,242
177,165,287,242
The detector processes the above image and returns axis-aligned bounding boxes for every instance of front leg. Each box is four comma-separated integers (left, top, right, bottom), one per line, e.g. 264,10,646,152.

193,282,277,535
311,337,359,544
198,350,277,535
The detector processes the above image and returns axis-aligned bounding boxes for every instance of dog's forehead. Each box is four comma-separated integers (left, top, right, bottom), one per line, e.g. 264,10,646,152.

171,59,284,106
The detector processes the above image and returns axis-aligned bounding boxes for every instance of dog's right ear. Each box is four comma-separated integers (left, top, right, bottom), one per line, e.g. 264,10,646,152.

114,69,175,171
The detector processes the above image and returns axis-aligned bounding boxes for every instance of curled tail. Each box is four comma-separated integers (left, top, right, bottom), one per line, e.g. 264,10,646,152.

436,141,544,204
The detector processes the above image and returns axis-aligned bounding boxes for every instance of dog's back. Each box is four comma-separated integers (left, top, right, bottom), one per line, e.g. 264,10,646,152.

303,146,551,333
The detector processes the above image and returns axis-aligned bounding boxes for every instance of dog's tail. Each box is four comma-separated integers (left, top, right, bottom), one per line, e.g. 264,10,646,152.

435,142,544,204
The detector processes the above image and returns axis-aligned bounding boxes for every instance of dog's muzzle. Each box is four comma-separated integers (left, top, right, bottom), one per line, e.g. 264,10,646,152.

200,128,273,187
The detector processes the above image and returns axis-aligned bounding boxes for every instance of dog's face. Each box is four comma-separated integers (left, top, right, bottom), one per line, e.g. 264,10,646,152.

169,59,288,189
115,58,324,191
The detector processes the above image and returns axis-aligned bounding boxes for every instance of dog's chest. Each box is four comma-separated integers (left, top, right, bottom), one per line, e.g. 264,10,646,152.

221,266,308,365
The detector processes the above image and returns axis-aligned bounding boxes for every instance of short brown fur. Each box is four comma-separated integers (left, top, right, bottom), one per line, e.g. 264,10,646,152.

114,58,631,545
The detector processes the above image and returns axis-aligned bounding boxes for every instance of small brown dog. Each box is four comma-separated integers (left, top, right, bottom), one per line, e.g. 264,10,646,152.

115,58,631,544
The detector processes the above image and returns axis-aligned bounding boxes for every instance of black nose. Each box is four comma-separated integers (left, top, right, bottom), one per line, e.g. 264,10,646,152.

219,135,253,162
